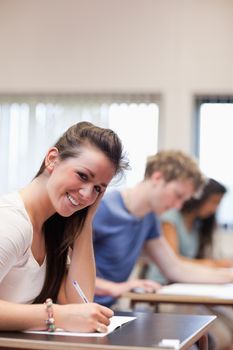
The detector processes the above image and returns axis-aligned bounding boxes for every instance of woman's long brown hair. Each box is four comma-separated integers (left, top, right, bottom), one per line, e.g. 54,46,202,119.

33,122,128,303
181,178,226,259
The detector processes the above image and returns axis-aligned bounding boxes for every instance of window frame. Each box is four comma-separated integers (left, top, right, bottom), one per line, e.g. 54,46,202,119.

194,95,233,228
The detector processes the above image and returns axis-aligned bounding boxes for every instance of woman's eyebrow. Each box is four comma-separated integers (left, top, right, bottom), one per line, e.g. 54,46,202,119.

83,168,108,188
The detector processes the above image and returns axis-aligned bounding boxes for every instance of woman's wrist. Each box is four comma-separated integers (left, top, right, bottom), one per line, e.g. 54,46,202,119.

52,304,62,329
44,299,56,332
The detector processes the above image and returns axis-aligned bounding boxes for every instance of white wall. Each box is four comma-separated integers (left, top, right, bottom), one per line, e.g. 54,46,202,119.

0,0,233,152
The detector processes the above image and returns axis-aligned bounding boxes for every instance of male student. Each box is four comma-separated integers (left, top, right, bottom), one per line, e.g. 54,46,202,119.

93,150,233,308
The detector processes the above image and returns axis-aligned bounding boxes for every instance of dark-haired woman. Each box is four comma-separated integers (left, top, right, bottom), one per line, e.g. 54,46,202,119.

161,178,233,269
0,121,127,332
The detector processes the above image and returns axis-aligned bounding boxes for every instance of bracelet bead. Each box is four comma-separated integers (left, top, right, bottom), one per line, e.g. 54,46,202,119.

45,298,56,332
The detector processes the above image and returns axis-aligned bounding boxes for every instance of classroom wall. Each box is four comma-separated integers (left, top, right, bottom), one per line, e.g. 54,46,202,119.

0,0,233,152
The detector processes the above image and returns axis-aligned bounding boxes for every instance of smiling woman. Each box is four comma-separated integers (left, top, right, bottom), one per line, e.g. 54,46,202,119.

0,121,128,333
41,144,116,217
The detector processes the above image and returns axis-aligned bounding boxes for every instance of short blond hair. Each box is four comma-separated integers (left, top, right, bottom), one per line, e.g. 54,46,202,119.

145,150,205,192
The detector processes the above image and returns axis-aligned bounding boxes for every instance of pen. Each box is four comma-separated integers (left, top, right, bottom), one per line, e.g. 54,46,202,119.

72,280,89,303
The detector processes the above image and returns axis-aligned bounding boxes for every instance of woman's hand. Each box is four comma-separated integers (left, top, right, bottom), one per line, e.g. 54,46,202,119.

86,192,105,224
55,302,114,333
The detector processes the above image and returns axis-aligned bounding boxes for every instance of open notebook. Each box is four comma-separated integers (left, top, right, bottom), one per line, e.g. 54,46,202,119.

157,283,233,299
25,315,136,337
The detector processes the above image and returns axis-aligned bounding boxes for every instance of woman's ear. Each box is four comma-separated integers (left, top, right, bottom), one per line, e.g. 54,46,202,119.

45,147,59,172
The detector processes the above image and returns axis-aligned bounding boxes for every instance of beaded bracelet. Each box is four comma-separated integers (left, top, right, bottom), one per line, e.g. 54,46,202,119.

45,298,56,332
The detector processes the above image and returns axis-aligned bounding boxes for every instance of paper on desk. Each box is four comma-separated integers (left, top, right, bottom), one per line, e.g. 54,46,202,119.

158,283,233,299
25,315,136,337
158,338,180,350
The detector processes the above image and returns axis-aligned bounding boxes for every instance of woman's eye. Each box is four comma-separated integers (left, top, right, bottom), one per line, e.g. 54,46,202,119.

94,185,101,193
78,172,88,181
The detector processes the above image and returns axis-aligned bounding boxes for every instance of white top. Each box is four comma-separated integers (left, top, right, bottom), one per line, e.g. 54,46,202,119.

0,192,46,303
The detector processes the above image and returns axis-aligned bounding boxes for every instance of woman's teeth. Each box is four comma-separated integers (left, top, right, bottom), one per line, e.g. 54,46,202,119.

67,193,79,206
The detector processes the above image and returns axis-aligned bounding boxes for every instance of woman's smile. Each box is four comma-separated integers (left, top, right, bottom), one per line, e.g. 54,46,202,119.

66,192,80,207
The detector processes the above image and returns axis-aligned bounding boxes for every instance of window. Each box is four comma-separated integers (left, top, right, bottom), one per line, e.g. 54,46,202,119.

196,97,233,227
109,103,159,188
0,95,159,194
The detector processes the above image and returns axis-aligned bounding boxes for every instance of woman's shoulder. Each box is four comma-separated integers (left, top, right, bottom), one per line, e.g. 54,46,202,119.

0,191,22,206
0,192,33,243
0,192,28,218
161,209,181,224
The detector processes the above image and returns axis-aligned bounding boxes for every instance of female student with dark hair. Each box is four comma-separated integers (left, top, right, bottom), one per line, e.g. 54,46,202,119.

179,178,227,261
0,121,127,333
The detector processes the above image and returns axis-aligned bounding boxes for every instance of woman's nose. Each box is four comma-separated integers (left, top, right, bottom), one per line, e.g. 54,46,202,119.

79,185,95,202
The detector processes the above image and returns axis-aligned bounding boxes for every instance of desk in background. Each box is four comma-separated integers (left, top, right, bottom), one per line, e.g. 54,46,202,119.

124,283,233,310
0,312,215,350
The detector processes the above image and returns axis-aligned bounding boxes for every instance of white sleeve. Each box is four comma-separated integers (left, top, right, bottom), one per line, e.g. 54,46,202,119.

0,207,31,282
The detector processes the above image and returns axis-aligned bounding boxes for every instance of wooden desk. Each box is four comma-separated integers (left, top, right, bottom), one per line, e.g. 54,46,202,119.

0,312,215,350
124,291,233,307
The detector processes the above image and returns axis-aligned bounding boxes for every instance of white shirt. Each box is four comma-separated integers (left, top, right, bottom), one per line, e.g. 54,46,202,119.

0,192,46,303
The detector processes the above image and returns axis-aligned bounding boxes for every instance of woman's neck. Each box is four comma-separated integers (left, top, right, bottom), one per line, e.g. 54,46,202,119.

19,177,54,233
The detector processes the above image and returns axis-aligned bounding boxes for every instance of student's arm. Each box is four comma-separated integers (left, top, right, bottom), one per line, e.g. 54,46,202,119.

0,299,113,332
58,194,105,305
162,222,233,268
144,236,233,283
95,277,160,298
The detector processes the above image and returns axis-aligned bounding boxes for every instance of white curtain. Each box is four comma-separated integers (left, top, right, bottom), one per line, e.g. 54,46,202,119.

0,95,159,194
